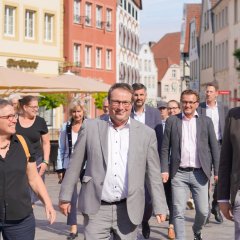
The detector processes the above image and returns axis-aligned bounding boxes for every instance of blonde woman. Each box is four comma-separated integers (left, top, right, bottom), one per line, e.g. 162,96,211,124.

56,99,86,240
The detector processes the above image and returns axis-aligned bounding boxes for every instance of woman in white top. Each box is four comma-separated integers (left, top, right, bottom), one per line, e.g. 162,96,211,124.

56,99,86,240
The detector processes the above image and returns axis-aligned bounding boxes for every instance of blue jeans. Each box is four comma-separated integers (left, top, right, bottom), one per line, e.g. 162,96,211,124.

171,168,209,240
0,213,35,240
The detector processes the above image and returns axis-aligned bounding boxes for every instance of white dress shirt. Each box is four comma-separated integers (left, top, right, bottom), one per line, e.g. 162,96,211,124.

133,107,146,124
101,118,130,202
206,102,221,140
180,112,201,168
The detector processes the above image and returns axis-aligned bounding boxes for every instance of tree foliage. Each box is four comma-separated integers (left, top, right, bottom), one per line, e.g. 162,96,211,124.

233,48,240,71
92,92,108,110
39,93,67,110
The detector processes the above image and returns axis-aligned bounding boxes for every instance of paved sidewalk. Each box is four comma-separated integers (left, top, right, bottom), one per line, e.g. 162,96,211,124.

35,173,234,240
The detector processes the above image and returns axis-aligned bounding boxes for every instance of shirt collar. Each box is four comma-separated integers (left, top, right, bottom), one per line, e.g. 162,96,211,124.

206,101,218,108
182,111,198,120
108,117,131,129
133,106,146,115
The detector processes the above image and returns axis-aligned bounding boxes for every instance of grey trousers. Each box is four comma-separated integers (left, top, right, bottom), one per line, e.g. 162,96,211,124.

233,190,240,240
171,168,209,240
83,201,138,240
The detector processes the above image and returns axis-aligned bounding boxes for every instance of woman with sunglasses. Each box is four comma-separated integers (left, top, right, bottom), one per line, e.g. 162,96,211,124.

16,95,50,205
0,99,55,239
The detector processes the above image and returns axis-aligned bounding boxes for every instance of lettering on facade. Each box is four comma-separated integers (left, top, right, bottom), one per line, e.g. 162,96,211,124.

7,59,39,70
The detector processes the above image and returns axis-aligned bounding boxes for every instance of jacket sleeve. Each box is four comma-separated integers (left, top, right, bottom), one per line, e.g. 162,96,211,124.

207,117,220,176
160,117,172,173
56,123,68,171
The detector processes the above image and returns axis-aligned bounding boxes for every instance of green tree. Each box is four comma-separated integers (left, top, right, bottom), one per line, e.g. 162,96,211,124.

233,48,240,71
39,93,67,110
92,92,108,110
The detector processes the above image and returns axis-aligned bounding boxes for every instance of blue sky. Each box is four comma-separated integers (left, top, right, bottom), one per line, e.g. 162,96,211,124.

139,0,201,43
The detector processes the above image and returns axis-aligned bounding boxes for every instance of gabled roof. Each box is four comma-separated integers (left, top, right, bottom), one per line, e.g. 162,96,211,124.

151,32,180,81
182,4,202,53
133,0,142,10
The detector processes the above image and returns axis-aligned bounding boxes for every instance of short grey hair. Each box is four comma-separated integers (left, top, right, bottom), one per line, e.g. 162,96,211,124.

69,98,86,115
0,99,11,110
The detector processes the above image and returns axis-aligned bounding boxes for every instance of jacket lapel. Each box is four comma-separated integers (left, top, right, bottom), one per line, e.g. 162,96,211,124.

98,120,108,166
176,114,182,151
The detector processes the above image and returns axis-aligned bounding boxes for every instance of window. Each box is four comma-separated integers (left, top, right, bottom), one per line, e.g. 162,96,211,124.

172,69,176,78
85,46,91,67
73,43,81,67
4,5,16,37
44,13,54,42
25,10,35,39
106,49,112,70
96,47,102,69
106,9,112,31
96,5,102,28
164,85,169,92
128,3,131,14
85,2,92,26
73,0,81,23
234,40,238,67
144,60,147,71
235,0,238,24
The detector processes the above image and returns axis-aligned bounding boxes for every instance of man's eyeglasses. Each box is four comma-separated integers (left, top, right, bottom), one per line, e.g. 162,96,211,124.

181,101,198,105
27,105,39,110
0,114,18,121
110,100,132,107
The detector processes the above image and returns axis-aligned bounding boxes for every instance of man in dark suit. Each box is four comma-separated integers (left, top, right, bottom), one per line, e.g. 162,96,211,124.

198,82,228,223
131,83,162,239
161,89,219,240
218,107,240,240
59,83,167,239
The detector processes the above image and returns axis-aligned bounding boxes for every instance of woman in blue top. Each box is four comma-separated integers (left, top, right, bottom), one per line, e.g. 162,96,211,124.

56,99,86,240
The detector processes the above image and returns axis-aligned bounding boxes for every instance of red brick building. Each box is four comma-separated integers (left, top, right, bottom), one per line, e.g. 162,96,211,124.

63,0,116,85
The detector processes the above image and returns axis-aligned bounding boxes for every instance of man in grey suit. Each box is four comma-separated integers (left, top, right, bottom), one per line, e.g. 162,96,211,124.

131,83,162,239
218,107,240,240
59,83,167,240
161,90,219,240
198,82,228,223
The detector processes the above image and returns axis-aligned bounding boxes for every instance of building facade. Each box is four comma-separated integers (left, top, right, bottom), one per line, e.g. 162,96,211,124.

138,43,158,103
117,0,142,84
151,32,181,102
0,0,64,76
63,0,116,85
189,11,201,93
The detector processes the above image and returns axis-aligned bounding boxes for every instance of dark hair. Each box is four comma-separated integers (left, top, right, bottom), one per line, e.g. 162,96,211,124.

18,95,39,109
132,83,147,91
206,81,219,91
168,100,180,108
180,89,200,103
0,99,11,110
108,83,134,102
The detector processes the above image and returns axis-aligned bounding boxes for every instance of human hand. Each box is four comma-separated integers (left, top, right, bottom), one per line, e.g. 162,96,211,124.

219,202,233,221
156,214,166,223
38,162,48,176
57,173,63,183
45,204,56,224
214,175,218,182
161,173,169,183
59,201,71,216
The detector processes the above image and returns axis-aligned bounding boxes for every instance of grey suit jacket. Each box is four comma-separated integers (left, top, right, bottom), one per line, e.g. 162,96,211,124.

131,104,161,130
161,113,219,179
59,118,167,225
198,101,228,138
218,107,240,205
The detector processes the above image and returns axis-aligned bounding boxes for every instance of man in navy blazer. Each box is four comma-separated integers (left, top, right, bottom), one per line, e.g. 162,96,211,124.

197,82,228,223
131,83,162,239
